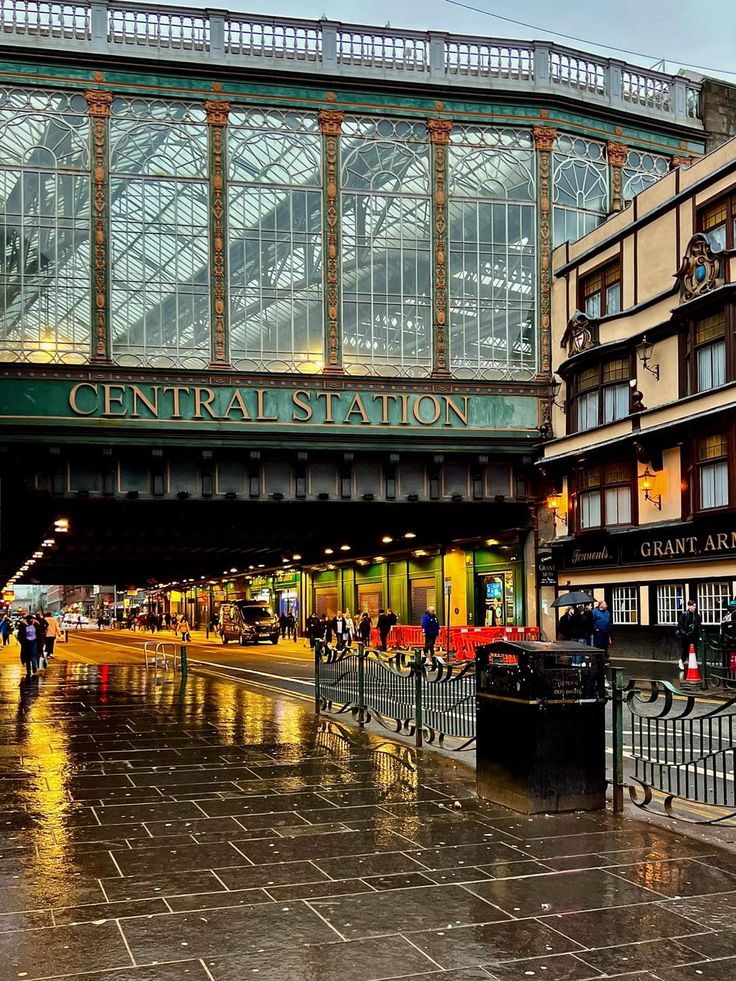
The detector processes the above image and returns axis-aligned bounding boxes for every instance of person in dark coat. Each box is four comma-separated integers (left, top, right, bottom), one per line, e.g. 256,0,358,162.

678,600,702,671
421,606,441,657
358,612,372,646
592,600,612,661
557,607,575,641
17,616,39,679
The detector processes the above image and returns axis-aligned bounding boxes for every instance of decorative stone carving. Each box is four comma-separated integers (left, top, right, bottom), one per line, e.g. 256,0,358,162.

429,118,452,376
205,100,231,367
607,141,628,212
671,155,694,169
560,310,599,358
675,233,725,302
320,109,344,373
85,89,113,362
533,126,557,375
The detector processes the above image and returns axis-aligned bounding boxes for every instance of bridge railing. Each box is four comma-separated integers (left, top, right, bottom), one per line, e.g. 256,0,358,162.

0,0,702,125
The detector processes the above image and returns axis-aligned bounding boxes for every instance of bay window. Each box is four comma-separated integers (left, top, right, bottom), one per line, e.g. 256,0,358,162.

581,261,621,319
576,462,633,530
699,193,736,252
698,434,728,510
571,357,631,432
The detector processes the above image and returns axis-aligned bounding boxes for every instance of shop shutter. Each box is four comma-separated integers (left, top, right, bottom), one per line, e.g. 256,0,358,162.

410,578,437,625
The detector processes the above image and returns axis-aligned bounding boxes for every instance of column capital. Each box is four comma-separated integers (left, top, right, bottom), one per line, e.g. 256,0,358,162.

428,118,452,145
607,141,628,168
204,100,231,127
532,125,557,152
319,109,344,136
85,89,113,118
671,155,694,169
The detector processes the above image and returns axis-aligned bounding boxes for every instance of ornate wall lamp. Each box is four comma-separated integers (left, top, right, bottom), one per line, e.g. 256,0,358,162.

639,467,662,510
549,376,566,414
546,493,568,526
637,335,660,381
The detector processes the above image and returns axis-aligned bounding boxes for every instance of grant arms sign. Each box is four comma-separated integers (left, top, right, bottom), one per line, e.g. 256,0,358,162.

556,523,736,570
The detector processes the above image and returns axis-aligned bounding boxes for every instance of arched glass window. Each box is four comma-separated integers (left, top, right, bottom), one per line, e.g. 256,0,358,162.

341,116,431,377
448,126,536,379
228,109,322,373
623,150,669,203
0,88,90,364
553,135,608,246
110,98,209,369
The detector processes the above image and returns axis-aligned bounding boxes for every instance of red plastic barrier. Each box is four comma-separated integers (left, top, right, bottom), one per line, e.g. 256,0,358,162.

365,624,539,657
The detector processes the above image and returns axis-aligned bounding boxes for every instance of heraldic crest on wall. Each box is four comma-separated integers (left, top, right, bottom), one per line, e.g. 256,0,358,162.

675,232,725,301
560,310,599,359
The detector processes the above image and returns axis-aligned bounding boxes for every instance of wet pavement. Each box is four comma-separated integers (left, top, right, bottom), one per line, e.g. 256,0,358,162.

1,658,736,980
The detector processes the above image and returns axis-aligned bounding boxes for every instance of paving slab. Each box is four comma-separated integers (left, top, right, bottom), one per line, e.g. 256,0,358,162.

0,659,734,980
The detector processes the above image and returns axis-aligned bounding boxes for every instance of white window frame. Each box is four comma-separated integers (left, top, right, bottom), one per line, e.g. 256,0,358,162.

612,586,638,625
656,584,685,626
700,459,728,510
697,582,731,626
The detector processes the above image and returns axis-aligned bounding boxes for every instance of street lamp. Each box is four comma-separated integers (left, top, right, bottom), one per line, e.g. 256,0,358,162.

639,467,662,510
546,494,568,526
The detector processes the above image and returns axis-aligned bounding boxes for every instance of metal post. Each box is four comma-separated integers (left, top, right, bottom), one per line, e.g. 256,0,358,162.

64,629,69,643
612,666,624,813
314,639,322,715
180,644,188,681
357,641,366,727
414,648,424,748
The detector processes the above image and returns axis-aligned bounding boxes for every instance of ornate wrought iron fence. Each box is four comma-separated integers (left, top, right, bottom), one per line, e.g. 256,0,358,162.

314,640,476,750
623,677,736,822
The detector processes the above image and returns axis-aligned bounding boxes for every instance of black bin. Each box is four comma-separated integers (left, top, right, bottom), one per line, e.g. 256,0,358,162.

475,641,606,814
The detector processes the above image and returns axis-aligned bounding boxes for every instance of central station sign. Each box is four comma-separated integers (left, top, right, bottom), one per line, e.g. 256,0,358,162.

0,379,538,436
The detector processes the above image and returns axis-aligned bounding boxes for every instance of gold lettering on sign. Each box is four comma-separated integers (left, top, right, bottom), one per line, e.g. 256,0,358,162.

162,386,190,419
533,126,557,376
194,387,217,419
102,384,126,416
85,90,113,361
443,395,469,426
255,389,278,421
345,394,370,424
316,391,340,423
291,390,313,422
69,383,99,415
413,394,441,425
320,110,344,373
373,393,399,425
205,101,231,367
131,385,160,418
224,390,251,420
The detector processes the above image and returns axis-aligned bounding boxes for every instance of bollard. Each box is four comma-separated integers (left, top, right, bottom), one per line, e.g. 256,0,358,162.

64,629,69,643
611,667,624,813
413,648,424,748
314,639,322,716
180,644,188,681
205,624,209,640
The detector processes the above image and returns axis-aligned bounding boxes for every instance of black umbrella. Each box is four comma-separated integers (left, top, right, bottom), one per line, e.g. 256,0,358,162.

551,591,596,608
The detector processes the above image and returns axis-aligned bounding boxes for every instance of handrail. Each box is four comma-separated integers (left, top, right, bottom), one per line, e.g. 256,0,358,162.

0,0,702,125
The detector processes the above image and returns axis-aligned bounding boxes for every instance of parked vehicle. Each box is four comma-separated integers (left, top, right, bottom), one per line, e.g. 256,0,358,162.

218,603,258,645
218,601,280,645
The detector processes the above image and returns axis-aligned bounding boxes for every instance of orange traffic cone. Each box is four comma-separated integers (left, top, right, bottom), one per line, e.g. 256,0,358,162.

684,643,702,684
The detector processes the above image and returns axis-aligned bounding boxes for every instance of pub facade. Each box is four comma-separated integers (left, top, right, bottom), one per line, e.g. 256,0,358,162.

541,136,736,658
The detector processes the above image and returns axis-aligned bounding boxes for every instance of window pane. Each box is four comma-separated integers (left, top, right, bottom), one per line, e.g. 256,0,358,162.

580,466,601,489
695,312,726,344
605,486,631,525
342,117,431,377
584,293,601,319
698,434,728,461
579,490,601,529
702,200,728,230
696,340,726,391
700,460,728,509
605,282,621,315
578,366,600,392
612,586,638,624
697,582,731,625
604,463,629,484
657,584,685,626
578,391,599,430
603,383,629,422
602,358,628,383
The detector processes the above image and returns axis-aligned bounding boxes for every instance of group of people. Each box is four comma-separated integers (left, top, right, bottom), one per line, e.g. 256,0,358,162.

557,600,612,658
6,612,62,679
278,611,298,641
303,608,401,651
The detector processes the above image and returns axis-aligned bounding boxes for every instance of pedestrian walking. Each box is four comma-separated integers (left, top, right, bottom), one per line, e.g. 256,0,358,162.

377,608,396,651
17,615,39,679
557,607,575,641
344,611,355,648
358,612,372,646
279,612,288,639
35,614,48,668
592,600,612,661
421,606,440,657
97,613,104,630
0,613,11,646
677,599,702,671
43,612,61,660
178,616,191,643
305,612,322,649
286,611,297,641
332,611,349,649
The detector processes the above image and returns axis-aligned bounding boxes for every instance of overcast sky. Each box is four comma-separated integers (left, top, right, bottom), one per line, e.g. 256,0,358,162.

221,0,736,81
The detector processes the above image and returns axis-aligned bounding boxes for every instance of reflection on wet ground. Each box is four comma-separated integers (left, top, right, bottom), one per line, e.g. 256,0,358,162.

0,660,736,979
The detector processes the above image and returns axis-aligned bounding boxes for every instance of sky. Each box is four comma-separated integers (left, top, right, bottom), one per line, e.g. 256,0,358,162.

221,0,736,81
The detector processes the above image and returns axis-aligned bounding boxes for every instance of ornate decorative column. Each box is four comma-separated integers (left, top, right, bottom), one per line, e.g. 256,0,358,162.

607,141,628,212
319,109,344,374
205,100,231,368
85,89,113,363
428,118,452,377
533,125,557,377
